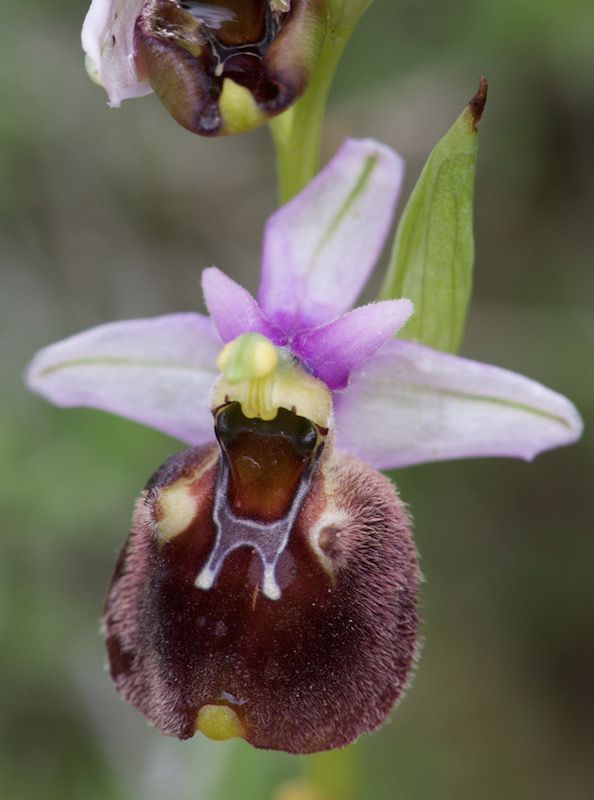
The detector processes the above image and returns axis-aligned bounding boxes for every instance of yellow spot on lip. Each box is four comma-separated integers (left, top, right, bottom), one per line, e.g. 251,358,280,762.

155,449,218,543
195,704,246,741
156,483,196,542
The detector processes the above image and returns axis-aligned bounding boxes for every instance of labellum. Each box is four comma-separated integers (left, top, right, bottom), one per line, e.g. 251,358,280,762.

134,0,326,135
103,337,420,753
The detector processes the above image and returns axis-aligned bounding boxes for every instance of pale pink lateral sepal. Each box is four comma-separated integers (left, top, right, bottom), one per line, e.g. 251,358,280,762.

334,340,583,469
26,313,220,444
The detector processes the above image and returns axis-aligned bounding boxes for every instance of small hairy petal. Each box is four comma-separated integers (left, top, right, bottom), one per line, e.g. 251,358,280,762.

82,0,152,106
334,340,584,468
259,138,404,334
26,313,219,445
103,443,420,753
292,299,413,390
202,268,285,345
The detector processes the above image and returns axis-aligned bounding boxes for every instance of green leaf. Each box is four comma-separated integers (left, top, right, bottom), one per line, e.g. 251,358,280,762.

379,78,488,353
327,0,375,29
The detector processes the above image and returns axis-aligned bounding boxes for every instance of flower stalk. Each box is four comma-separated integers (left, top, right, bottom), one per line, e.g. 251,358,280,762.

270,0,373,202
307,744,359,800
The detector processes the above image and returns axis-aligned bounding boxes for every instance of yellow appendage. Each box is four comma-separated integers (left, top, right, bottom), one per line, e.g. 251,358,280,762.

195,704,246,741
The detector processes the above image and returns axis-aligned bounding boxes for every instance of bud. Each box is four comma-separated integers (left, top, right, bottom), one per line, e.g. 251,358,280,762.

103,402,420,753
84,1,327,135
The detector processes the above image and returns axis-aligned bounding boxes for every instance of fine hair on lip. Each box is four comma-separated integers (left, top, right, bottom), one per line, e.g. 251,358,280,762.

103,437,420,752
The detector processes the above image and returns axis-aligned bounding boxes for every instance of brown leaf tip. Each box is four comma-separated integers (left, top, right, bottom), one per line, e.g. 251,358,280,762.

468,76,488,130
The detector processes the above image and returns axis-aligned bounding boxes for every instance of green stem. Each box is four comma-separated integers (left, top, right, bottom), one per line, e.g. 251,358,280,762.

269,2,373,204
306,744,360,799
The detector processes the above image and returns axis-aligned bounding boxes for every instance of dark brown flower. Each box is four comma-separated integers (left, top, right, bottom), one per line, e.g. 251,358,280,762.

103,403,420,753
130,0,326,135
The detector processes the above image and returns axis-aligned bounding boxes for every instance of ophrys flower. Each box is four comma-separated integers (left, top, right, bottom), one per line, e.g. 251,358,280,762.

26,139,582,752
82,0,327,134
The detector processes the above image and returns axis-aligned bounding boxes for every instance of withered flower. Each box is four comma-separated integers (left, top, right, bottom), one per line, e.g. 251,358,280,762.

27,140,582,752
82,0,326,134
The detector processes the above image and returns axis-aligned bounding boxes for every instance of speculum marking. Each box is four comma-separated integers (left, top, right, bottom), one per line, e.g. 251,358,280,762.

195,402,324,600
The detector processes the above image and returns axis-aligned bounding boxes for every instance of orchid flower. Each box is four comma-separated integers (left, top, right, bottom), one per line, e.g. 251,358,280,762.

82,0,327,135
26,139,582,753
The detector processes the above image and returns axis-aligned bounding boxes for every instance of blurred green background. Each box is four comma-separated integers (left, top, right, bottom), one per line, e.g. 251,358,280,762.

1,1,593,798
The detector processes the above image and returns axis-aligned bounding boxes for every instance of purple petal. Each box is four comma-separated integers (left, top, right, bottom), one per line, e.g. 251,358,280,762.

82,0,152,106
26,314,220,445
292,300,413,390
259,138,404,335
334,340,583,468
202,268,285,345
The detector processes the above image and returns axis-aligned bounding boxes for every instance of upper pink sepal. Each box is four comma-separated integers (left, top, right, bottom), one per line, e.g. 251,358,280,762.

259,138,404,335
